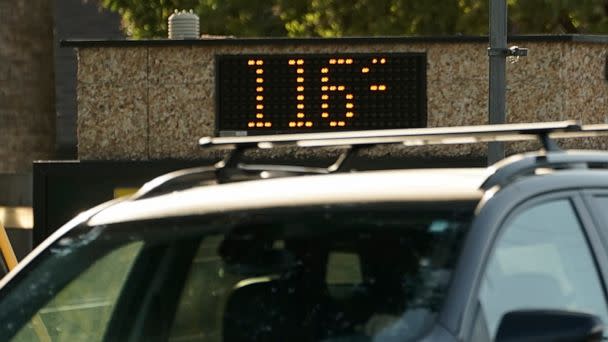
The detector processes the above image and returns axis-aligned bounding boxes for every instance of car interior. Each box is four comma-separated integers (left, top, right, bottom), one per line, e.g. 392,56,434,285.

169,216,464,342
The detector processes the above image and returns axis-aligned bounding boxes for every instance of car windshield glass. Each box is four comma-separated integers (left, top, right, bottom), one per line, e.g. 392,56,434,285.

0,202,474,342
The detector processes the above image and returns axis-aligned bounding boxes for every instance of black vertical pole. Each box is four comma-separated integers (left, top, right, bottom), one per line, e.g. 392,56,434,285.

488,0,507,164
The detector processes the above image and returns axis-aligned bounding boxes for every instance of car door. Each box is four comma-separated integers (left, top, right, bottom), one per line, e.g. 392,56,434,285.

467,191,608,342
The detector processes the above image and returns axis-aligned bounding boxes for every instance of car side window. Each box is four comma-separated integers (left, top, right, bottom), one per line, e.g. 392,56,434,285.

474,199,608,341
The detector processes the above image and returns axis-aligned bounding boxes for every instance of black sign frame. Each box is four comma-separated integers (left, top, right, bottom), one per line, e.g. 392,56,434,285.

215,52,427,136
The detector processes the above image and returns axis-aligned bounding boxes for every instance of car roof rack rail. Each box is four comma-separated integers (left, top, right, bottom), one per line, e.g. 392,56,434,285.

137,120,608,199
132,166,219,199
481,150,608,190
200,121,585,151
199,121,608,176
134,145,366,201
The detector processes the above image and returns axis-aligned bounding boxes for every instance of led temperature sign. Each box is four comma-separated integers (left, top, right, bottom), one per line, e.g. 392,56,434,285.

216,53,426,135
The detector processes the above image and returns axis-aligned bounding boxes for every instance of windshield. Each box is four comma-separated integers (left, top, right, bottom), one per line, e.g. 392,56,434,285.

0,203,474,342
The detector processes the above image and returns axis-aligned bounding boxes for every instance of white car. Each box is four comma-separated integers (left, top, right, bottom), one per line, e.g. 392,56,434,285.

0,121,606,342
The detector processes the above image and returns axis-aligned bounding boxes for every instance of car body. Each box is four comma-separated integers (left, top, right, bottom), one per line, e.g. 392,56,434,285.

0,122,607,342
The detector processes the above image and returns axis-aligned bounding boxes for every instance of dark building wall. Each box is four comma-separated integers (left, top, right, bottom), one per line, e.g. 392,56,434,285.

1,0,57,259
0,1,125,260
0,0,56,176
54,0,124,158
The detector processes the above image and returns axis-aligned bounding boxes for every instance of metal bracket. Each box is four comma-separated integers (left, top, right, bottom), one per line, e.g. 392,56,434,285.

234,144,365,177
538,132,562,152
605,55,608,81
488,46,529,57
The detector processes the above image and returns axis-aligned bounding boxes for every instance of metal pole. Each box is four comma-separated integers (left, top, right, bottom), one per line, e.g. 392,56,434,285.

488,0,507,164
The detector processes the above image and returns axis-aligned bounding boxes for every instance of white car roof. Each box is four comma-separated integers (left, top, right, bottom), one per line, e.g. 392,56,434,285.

88,168,489,226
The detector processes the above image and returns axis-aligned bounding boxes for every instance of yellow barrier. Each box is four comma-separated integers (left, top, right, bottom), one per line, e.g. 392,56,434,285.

0,222,51,341
0,222,18,270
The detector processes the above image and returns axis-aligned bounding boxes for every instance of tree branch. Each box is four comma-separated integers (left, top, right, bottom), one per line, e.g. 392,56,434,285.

558,10,579,33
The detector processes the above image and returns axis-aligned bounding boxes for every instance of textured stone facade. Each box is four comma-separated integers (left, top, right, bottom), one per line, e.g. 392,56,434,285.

0,0,56,173
72,38,608,160
54,0,124,158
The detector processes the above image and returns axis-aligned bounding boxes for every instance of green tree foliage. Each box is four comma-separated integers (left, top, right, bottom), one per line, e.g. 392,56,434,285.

509,0,608,33
99,0,287,37
100,0,608,38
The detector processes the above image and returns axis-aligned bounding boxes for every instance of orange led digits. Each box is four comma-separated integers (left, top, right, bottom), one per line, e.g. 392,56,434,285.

246,55,394,131
319,58,355,127
370,85,387,91
219,53,428,133
290,61,307,126
249,60,268,129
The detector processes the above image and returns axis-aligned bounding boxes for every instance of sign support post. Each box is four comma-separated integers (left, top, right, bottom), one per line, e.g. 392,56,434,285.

488,0,508,165
487,1,527,164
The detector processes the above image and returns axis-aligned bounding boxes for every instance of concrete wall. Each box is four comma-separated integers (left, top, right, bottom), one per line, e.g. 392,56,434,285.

54,0,124,158
72,37,608,160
